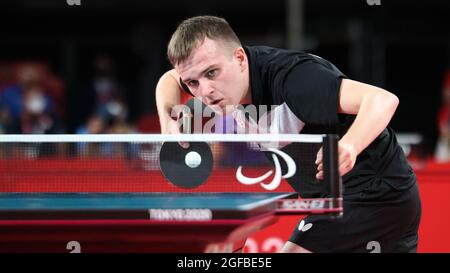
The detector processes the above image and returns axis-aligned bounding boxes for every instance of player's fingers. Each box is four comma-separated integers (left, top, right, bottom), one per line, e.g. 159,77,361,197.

316,170,324,180
160,141,189,149
166,119,190,149
317,163,323,171
338,159,353,176
338,150,350,166
315,146,323,164
179,141,190,149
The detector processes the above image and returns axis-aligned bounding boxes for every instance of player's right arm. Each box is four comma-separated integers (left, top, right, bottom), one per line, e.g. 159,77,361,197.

155,69,184,134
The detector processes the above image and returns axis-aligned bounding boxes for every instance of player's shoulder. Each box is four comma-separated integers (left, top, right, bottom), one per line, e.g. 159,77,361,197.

157,69,180,86
156,69,187,95
245,45,328,72
245,45,309,58
160,69,179,81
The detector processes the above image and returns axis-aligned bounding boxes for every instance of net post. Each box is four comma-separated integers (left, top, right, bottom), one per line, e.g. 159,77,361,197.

323,134,343,217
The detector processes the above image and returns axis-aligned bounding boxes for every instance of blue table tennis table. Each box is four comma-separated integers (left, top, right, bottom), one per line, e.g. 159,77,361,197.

0,192,296,253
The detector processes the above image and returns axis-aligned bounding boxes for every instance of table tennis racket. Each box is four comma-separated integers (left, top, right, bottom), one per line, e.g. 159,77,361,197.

159,141,213,189
159,98,214,189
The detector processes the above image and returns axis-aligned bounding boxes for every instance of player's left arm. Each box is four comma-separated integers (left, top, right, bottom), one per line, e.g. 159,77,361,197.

316,79,399,179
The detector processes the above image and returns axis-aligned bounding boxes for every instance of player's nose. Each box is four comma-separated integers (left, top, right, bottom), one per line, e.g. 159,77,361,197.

199,81,214,102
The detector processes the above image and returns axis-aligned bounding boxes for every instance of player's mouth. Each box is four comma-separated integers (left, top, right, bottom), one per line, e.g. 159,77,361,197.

211,98,224,107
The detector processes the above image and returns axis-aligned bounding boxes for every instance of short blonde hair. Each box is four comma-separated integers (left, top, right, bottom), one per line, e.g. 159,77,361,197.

167,16,241,66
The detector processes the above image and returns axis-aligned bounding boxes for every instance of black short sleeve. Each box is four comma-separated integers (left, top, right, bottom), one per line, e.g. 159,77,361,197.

282,60,346,128
179,78,194,97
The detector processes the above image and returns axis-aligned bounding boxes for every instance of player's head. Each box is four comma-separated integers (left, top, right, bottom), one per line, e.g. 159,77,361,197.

168,16,250,114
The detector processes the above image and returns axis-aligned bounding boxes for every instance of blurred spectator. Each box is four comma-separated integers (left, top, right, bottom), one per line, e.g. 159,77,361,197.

75,114,107,157
2,84,64,134
435,70,450,162
76,114,107,135
77,55,136,134
76,95,136,157
97,95,135,134
78,54,130,128
0,62,65,134
92,55,121,105
0,81,65,158
1,63,49,119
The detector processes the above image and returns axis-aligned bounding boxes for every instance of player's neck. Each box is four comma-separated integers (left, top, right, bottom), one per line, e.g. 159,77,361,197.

240,88,252,105
239,73,252,105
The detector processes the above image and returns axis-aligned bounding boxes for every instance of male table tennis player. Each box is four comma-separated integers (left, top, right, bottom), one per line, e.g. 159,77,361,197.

155,16,421,253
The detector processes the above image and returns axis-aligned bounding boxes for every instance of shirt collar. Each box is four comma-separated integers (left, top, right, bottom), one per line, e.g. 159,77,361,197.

244,46,263,106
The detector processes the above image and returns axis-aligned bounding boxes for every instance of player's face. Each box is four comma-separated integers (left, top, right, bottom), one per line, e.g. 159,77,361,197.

175,38,250,115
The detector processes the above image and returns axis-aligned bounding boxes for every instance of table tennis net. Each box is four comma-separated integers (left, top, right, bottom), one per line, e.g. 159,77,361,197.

0,134,340,197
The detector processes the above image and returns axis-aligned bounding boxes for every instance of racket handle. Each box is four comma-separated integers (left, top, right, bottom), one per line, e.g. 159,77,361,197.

182,107,192,134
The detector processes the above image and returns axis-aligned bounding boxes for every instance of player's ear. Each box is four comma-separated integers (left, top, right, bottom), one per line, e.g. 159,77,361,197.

234,47,247,71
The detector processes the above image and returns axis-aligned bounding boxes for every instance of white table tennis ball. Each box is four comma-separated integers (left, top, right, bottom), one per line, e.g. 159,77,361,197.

185,151,202,168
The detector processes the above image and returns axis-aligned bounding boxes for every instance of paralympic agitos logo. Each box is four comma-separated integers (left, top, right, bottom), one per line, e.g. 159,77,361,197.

236,148,296,190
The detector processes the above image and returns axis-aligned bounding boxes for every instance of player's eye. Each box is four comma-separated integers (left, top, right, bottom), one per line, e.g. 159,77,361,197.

206,69,217,78
188,80,198,88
